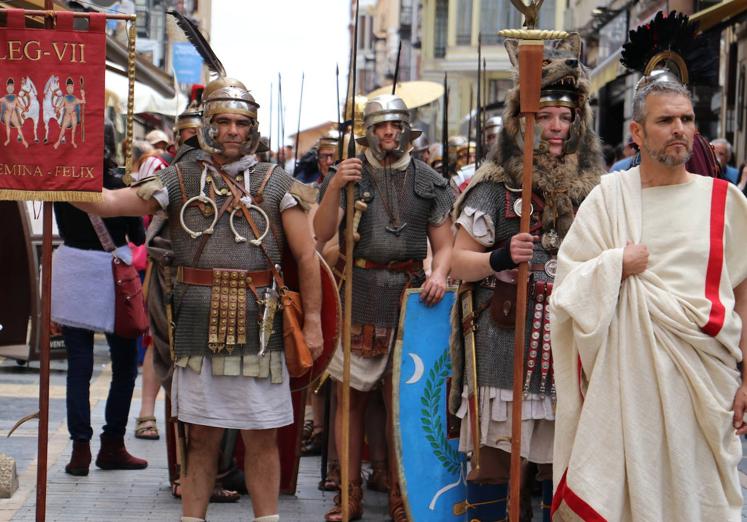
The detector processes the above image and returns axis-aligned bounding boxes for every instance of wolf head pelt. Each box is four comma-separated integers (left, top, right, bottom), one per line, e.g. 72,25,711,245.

455,33,604,239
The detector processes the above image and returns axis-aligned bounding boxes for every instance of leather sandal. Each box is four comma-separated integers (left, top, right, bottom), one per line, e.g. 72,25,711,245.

171,479,240,503
366,460,389,492
318,460,340,491
324,481,363,522
134,416,160,440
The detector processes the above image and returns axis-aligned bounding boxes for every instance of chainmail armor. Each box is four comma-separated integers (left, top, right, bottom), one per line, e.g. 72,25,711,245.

158,160,292,359
320,156,454,327
461,180,553,393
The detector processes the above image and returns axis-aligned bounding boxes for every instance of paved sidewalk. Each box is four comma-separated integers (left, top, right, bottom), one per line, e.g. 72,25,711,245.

3,344,747,521
0,344,389,521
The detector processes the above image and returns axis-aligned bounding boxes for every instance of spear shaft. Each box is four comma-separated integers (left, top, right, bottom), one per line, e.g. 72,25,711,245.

441,72,448,179
476,33,482,167
392,40,402,95
342,1,360,519
293,72,304,174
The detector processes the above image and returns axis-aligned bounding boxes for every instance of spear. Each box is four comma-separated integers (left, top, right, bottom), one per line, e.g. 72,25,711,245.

336,64,344,161
467,85,473,162
441,72,448,179
341,1,360,519
268,81,273,153
277,74,282,161
79,76,85,143
293,72,305,174
475,33,482,167
392,40,402,95
498,6,568,520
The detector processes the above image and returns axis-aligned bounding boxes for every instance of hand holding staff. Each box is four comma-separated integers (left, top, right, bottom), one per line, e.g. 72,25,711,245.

497,9,569,521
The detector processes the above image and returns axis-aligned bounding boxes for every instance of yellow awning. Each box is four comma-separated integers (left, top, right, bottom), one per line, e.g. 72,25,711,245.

590,49,622,94
691,0,747,32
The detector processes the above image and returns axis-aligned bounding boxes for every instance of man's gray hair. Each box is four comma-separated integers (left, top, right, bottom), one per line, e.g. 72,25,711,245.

632,79,692,123
710,138,733,158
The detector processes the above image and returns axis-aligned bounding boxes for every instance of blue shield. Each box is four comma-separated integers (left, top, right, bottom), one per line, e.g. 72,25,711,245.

393,288,467,521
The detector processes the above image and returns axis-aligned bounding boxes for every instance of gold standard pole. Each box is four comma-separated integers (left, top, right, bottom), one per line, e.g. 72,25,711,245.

497,23,567,522
124,20,136,183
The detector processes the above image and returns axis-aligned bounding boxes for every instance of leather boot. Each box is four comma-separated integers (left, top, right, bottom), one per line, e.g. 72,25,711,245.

65,440,91,476
466,481,508,522
95,433,148,470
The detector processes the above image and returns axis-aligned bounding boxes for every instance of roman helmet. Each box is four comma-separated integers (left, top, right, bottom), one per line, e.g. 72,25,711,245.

356,94,421,160
484,115,503,147
197,77,261,156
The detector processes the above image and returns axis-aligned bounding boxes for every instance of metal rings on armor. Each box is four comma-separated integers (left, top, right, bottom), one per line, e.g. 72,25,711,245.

180,195,219,239
228,203,271,246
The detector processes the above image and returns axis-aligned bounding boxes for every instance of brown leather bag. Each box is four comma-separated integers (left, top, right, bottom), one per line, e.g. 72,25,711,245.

489,271,519,329
281,288,313,378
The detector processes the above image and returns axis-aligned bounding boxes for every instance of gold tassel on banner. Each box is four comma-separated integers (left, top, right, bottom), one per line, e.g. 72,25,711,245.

0,190,103,203
123,19,137,186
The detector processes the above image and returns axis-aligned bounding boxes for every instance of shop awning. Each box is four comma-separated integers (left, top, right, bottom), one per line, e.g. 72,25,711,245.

105,64,187,116
691,0,747,32
589,49,623,94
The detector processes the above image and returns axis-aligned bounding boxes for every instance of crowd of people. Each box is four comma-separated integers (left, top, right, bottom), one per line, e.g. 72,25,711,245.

44,10,747,522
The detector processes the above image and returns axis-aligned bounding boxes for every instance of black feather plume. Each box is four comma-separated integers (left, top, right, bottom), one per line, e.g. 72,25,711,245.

168,9,226,78
620,11,717,86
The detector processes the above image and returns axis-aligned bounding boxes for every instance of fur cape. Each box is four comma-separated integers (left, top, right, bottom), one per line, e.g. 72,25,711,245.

453,39,605,239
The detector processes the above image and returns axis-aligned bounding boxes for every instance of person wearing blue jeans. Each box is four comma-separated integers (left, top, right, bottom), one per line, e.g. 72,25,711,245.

62,317,148,476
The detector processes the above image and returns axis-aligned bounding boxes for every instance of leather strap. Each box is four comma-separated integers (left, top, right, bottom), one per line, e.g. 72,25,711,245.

174,163,188,206
353,258,423,272
177,266,273,288
253,164,276,204
87,214,116,252
222,173,286,290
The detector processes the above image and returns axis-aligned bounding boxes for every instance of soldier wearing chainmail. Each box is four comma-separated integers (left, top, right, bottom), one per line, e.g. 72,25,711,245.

449,35,604,522
314,94,454,522
74,77,323,522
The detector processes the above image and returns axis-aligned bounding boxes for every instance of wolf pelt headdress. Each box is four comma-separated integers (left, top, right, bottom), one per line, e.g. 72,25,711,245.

454,33,605,239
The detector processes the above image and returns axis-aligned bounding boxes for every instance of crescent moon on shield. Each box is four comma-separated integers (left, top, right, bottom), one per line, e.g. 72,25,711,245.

405,353,425,384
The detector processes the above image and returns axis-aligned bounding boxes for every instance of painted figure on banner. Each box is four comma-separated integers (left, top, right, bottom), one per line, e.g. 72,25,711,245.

53,76,86,149
18,76,40,143
0,77,30,148
43,75,65,144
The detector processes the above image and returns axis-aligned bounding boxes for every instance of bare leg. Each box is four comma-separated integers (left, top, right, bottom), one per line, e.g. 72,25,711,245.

241,428,280,517
335,381,370,484
181,424,224,518
71,121,77,148
137,347,160,433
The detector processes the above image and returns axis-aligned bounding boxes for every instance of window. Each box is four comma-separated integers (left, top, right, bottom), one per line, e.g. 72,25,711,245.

479,0,555,44
434,0,448,58
456,0,473,45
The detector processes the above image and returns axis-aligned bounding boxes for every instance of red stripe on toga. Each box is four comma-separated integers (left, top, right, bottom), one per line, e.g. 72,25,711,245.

551,468,608,521
702,178,728,337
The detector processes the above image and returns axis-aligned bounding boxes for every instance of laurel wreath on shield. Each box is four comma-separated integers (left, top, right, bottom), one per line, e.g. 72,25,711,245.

420,350,461,474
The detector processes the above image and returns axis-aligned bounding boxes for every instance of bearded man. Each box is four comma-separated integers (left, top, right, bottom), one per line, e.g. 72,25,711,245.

74,78,323,522
550,77,747,521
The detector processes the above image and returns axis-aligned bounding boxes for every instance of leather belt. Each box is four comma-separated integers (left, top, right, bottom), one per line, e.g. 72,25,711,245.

176,266,273,288
353,258,423,272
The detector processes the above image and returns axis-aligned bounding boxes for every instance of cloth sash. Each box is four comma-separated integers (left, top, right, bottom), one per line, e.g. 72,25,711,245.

549,169,743,521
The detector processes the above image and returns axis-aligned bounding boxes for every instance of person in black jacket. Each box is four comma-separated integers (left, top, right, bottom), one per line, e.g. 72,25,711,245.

51,121,148,476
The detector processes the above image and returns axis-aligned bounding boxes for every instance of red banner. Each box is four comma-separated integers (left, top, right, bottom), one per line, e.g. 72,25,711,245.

0,10,107,201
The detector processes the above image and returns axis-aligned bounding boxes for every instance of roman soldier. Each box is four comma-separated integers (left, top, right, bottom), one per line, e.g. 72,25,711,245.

314,93,455,521
449,34,605,522
75,76,324,522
